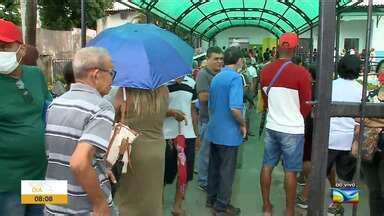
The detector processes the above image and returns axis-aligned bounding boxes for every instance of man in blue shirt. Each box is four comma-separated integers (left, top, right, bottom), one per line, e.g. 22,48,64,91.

206,47,246,216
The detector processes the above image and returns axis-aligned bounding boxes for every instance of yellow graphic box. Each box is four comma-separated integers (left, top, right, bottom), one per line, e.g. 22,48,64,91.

21,180,68,204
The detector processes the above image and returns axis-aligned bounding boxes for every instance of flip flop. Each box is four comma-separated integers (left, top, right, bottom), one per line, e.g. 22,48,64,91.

262,205,274,216
171,209,190,216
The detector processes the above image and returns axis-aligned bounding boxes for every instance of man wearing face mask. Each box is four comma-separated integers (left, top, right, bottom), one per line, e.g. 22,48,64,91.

0,19,52,216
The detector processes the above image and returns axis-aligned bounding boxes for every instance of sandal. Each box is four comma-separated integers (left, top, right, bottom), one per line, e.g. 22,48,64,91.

171,209,190,216
262,205,274,216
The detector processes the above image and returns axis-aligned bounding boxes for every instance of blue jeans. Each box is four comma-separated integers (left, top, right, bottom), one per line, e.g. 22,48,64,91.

207,143,239,212
262,129,304,172
197,122,210,187
0,191,44,216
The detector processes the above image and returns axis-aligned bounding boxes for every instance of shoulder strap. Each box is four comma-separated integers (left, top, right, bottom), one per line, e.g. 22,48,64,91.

120,87,127,124
266,60,292,95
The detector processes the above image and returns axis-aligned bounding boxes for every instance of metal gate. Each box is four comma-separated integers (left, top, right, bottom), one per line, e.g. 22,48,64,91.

309,0,383,215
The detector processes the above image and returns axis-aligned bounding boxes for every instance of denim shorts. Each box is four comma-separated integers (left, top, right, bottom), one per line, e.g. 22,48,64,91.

262,129,304,172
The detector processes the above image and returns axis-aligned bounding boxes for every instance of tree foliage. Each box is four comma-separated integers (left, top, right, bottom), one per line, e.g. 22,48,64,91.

38,0,113,30
0,0,21,25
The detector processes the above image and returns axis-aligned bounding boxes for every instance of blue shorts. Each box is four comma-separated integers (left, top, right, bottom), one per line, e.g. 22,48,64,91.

262,129,304,172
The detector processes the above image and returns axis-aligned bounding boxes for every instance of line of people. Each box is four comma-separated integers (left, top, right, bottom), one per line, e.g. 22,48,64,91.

1,17,383,216
0,18,244,216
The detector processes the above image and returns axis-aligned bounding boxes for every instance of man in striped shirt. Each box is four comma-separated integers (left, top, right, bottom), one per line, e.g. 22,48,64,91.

45,47,117,216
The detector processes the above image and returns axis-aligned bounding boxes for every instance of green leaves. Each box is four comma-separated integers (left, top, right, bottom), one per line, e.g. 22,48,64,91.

0,0,21,25
0,0,113,30
38,0,113,30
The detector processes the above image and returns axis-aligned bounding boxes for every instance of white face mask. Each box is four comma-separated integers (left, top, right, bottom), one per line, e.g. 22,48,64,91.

0,46,22,75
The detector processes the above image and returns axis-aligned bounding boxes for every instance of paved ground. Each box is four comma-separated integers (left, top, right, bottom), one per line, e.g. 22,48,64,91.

163,111,370,216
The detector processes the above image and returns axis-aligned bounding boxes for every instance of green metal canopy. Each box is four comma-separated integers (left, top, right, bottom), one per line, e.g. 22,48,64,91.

130,0,361,40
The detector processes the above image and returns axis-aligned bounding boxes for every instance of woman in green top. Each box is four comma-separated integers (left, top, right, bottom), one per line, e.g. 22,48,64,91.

0,19,52,216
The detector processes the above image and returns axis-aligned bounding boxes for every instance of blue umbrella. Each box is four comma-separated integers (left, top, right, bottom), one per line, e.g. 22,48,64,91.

88,23,193,89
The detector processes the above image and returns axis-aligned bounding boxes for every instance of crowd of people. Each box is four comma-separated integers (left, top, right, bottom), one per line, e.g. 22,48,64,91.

0,17,383,216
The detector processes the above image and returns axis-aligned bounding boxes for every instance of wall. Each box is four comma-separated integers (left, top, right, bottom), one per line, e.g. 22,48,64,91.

339,19,367,53
212,17,382,56
299,17,384,55
371,16,384,52
201,40,209,53
97,10,145,33
214,27,276,50
262,37,277,51
299,27,319,49
215,20,368,51
36,28,96,58
299,20,368,54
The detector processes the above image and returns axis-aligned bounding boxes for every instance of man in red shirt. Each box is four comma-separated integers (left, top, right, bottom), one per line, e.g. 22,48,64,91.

259,32,312,216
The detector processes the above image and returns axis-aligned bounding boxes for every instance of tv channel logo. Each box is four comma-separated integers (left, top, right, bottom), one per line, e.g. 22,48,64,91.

331,183,359,204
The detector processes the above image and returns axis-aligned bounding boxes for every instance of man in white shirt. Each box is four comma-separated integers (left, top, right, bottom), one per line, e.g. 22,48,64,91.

163,76,198,215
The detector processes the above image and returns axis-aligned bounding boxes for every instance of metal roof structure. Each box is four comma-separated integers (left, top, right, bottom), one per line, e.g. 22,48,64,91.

127,0,368,40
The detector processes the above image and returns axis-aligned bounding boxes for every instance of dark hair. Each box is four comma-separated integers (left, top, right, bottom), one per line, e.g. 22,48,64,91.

207,46,223,58
224,46,242,65
337,55,361,80
63,62,75,86
376,59,384,74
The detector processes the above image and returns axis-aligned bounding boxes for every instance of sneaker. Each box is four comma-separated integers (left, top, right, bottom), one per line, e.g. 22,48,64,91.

226,205,241,215
198,185,208,192
206,200,213,208
247,132,255,137
193,168,198,174
297,175,307,186
212,205,241,216
296,196,308,209
328,203,344,215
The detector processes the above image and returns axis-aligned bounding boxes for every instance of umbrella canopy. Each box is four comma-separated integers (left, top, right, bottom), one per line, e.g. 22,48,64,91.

88,23,193,89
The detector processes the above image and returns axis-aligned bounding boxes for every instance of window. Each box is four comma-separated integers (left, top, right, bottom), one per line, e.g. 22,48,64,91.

228,37,249,50
344,38,359,52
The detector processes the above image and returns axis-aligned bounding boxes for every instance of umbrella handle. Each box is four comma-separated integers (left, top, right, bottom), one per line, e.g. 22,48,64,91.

123,87,127,101
119,88,128,123
178,122,181,135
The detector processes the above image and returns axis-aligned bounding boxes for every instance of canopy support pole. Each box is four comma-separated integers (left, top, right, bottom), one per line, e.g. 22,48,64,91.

81,0,86,47
308,0,336,214
335,15,341,78
309,26,314,64
352,0,373,214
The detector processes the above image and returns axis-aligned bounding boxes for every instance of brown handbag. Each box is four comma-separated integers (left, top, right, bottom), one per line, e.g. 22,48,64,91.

352,125,381,162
